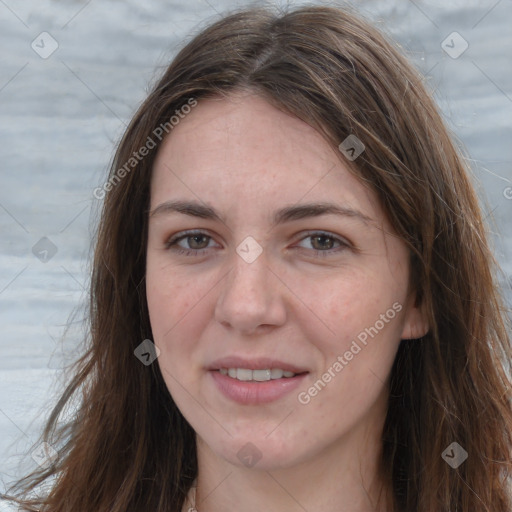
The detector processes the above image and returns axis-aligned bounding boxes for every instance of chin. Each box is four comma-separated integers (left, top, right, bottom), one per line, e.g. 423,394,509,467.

205,433,313,471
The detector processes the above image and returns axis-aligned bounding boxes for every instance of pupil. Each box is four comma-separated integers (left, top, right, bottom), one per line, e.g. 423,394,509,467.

314,235,332,250
191,235,206,249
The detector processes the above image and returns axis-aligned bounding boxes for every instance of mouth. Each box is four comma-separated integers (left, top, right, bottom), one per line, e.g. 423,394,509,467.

207,358,309,404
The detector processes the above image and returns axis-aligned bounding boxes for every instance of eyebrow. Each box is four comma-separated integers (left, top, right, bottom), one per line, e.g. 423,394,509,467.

149,199,373,227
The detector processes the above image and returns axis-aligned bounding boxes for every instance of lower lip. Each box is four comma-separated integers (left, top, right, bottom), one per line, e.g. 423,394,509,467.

210,370,308,405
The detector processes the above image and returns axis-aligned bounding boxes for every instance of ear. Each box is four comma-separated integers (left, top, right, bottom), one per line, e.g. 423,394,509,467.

400,292,429,340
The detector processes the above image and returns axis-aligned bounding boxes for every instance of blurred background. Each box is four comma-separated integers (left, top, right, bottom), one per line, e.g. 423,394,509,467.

0,0,511,493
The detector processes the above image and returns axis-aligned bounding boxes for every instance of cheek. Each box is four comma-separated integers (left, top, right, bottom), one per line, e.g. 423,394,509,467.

146,259,201,339
321,272,393,329
146,271,203,396
299,279,403,427
146,272,197,377
313,272,406,367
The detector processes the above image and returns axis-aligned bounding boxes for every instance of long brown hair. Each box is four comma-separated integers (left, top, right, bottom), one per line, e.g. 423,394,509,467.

3,4,511,511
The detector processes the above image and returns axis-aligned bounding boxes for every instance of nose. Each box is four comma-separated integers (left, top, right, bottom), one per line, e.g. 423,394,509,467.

214,247,287,336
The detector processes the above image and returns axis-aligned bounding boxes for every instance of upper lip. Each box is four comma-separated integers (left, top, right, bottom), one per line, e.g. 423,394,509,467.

207,356,309,374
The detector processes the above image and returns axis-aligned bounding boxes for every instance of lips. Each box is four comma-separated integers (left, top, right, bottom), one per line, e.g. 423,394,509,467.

207,356,309,404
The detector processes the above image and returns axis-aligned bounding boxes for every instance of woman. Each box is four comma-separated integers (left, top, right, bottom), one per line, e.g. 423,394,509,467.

3,4,511,511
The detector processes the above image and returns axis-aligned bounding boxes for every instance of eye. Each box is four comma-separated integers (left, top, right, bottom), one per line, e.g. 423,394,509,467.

164,230,351,258
295,231,351,257
164,230,217,256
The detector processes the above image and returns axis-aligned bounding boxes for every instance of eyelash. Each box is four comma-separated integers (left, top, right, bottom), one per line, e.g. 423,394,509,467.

164,230,351,258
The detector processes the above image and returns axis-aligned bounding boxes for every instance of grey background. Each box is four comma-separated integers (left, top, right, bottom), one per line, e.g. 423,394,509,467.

0,0,511,493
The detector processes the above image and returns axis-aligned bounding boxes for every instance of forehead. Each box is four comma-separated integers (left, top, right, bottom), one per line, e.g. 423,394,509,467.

150,93,381,226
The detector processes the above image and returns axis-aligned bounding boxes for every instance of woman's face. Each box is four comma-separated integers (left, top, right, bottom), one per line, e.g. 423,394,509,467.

146,92,427,471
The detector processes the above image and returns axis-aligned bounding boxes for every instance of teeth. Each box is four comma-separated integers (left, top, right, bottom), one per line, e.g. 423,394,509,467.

270,368,283,379
219,368,298,381
253,369,271,381
237,368,253,381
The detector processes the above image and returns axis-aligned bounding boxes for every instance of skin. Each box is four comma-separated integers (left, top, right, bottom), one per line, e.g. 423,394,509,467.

146,92,429,512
